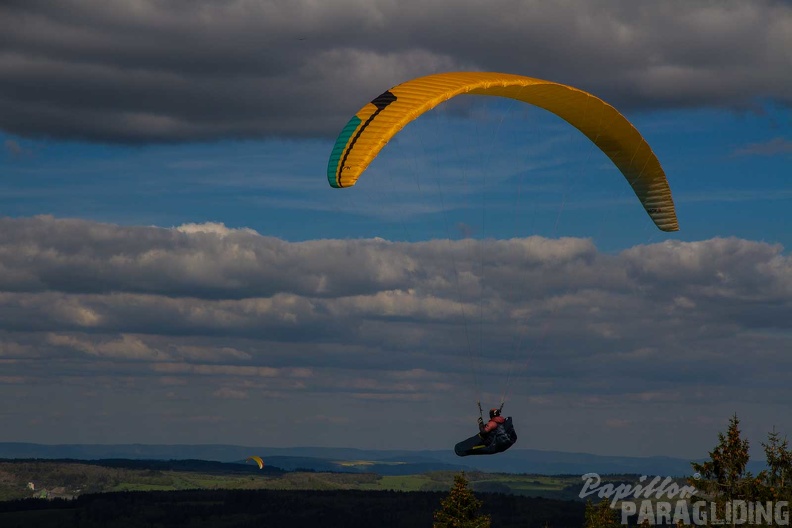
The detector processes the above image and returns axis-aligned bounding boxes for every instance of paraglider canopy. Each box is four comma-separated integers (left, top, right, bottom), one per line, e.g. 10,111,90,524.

246,456,264,469
327,71,678,232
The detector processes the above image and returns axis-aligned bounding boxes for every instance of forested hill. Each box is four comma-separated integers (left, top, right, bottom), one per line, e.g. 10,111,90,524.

0,488,587,528
0,442,748,476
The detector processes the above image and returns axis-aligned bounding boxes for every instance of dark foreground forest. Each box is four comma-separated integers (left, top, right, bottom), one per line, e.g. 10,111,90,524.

0,488,585,528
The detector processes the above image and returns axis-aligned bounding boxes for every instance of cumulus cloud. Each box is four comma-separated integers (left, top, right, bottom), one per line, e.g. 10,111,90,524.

46,333,167,361
0,215,789,384
1,216,790,452
1,0,789,142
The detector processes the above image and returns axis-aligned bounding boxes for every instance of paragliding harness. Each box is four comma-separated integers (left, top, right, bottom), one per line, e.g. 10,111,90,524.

454,402,517,457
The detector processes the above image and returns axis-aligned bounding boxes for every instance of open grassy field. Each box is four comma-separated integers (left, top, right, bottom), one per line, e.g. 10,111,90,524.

0,460,635,501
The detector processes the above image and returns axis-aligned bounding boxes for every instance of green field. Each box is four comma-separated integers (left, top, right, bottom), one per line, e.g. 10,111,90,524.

0,460,641,502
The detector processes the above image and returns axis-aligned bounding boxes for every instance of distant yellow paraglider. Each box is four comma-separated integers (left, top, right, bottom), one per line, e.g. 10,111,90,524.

246,456,264,469
327,71,678,232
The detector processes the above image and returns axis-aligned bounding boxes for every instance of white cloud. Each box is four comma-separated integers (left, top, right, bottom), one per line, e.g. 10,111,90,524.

0,216,790,453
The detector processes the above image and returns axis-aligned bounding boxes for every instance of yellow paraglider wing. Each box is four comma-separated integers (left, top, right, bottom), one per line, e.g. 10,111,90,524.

246,456,264,469
327,72,678,232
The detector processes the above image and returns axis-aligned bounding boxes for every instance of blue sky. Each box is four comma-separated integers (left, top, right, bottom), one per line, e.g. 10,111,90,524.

5,102,790,247
1,0,791,461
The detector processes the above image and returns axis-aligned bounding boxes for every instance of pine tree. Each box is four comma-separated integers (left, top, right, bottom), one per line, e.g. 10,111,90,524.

759,426,792,501
583,499,620,528
433,472,491,528
689,413,752,528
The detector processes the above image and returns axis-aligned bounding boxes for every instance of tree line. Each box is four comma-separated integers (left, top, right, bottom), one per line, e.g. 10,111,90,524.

1,413,788,528
0,487,585,528
575,415,791,528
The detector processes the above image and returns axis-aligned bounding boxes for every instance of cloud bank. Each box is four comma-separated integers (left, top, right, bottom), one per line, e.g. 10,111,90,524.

1,0,790,142
1,216,790,453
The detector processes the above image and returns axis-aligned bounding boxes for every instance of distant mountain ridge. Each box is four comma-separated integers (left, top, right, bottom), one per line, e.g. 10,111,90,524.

0,442,767,476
